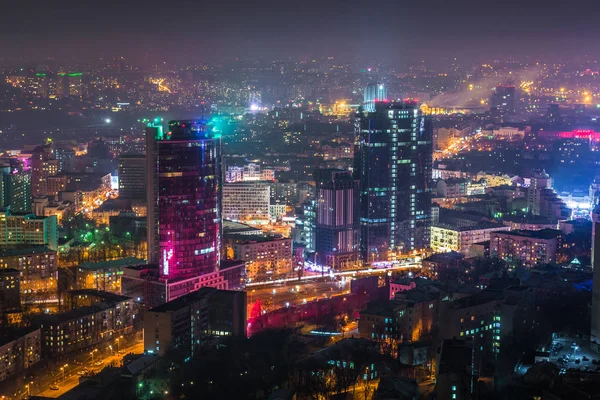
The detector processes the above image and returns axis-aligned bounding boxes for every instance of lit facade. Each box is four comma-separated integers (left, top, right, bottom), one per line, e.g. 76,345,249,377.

0,163,32,213
118,154,146,200
226,236,292,280
431,223,510,255
0,247,57,302
37,294,136,358
490,229,560,267
222,182,271,223
146,120,221,282
0,327,41,382
355,101,432,262
144,287,246,357
0,210,58,250
31,145,59,198
0,268,21,314
314,169,360,269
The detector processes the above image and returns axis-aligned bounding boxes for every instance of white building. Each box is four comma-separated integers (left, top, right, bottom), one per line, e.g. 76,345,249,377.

431,223,511,255
223,183,271,223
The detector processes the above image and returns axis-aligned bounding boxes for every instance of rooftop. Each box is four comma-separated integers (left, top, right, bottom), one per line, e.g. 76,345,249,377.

0,246,55,257
149,286,219,313
433,222,508,232
36,303,114,325
67,289,131,304
77,257,146,270
492,228,562,240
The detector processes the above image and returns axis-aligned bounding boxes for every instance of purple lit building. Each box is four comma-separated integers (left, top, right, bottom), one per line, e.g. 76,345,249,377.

146,119,222,292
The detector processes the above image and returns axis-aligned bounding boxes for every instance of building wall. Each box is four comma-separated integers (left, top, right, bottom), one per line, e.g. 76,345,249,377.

223,183,271,223
0,248,57,302
355,102,432,262
231,238,292,280
490,231,559,267
0,328,41,382
0,212,58,250
431,225,510,254
118,155,146,200
39,298,135,358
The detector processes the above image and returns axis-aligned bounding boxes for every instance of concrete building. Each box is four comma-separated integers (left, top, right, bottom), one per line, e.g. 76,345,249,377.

71,257,146,294
359,289,439,344
0,327,41,382
0,210,58,250
223,182,271,223
0,246,57,303
36,292,136,358
225,163,275,183
118,154,146,201
435,179,468,198
490,229,561,267
492,127,524,140
144,287,246,357
431,223,510,255
0,162,31,213
225,235,292,280
0,268,21,316
121,261,245,310
31,144,59,197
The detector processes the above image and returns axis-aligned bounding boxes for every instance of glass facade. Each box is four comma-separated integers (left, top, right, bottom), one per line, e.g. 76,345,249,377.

150,120,222,280
354,101,432,262
314,169,360,267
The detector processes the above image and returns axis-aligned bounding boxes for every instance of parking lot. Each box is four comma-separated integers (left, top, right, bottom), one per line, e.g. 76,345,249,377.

549,338,600,374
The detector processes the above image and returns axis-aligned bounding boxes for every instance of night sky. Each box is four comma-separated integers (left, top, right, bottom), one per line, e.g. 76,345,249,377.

1,0,599,65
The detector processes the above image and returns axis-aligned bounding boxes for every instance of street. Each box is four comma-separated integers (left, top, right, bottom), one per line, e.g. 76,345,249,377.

248,278,352,315
11,342,143,399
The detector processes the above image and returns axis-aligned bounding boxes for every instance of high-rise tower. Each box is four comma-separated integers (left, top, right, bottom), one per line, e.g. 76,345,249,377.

146,119,222,281
354,101,432,263
314,169,360,270
591,205,600,352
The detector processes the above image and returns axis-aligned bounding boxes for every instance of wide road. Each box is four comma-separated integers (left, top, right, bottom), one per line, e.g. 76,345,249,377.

248,278,352,314
33,342,143,398
246,262,420,288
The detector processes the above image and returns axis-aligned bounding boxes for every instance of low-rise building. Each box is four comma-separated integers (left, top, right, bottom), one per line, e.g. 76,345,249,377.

0,327,41,382
0,246,57,303
72,257,146,293
435,179,468,198
144,287,246,357
359,289,440,344
225,235,292,280
222,182,271,223
122,261,245,309
0,210,58,250
36,292,136,358
431,223,510,255
0,268,21,315
490,229,561,267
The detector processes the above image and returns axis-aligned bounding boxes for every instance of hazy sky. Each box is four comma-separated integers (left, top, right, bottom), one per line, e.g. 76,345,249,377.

1,0,599,65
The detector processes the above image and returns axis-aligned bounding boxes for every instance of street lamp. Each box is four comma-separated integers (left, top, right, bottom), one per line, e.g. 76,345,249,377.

90,349,98,362
60,364,68,380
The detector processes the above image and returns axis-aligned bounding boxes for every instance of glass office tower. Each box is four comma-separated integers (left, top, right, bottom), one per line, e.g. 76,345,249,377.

354,101,432,263
147,119,222,280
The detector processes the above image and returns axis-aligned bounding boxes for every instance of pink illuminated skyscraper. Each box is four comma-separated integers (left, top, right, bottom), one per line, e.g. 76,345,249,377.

146,119,222,281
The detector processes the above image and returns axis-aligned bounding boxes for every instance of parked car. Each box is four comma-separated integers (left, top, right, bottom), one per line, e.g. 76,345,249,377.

50,385,59,390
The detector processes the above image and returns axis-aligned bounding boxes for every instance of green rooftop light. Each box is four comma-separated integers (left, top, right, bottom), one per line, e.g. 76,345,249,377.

68,72,83,77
